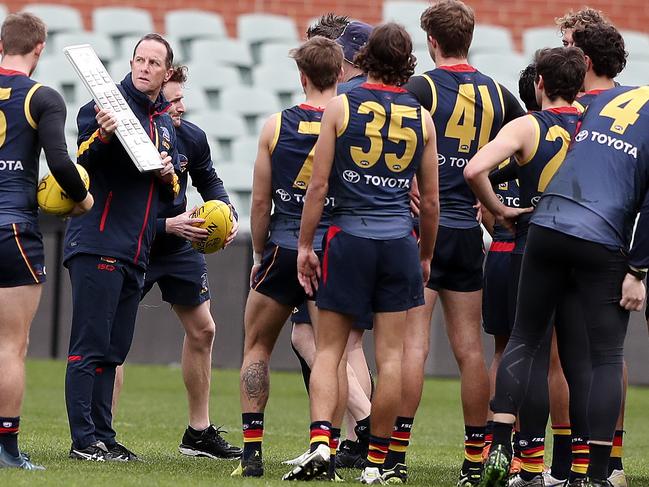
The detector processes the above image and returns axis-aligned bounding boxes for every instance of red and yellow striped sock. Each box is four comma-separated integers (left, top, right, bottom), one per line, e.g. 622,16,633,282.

309,421,331,452
242,412,264,461
385,416,413,468
519,435,545,479
330,428,341,457
367,435,390,467
570,436,589,479
462,425,486,471
609,430,624,473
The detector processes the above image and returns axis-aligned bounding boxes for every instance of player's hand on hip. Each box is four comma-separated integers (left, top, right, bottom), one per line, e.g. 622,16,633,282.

94,105,118,139
474,201,483,224
297,248,321,297
69,192,94,217
620,273,646,311
224,214,239,247
249,263,261,288
165,207,208,242
497,206,533,234
409,177,421,217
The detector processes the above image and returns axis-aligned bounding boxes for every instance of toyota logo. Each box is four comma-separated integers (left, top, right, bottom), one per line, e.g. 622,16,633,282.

437,153,446,165
343,170,360,183
575,129,588,142
276,189,291,202
531,196,541,207
496,194,504,203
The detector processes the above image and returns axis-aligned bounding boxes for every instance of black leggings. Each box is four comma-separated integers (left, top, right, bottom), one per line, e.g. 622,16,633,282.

492,225,629,442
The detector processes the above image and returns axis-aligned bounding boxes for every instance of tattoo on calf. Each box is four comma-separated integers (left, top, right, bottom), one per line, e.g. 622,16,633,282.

242,360,269,401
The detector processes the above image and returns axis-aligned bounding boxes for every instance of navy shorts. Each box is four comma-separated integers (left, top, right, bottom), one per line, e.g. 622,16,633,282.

291,301,374,330
317,227,424,318
0,222,46,287
427,225,484,292
252,242,318,307
482,241,516,336
142,244,209,306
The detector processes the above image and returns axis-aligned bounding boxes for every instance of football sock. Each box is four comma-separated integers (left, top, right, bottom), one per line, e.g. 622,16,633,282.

550,424,571,480
367,435,390,468
587,443,612,481
242,412,264,461
569,435,589,481
608,430,624,474
491,422,514,458
309,421,331,452
484,420,494,449
384,416,413,468
0,416,19,457
517,433,545,481
187,425,207,437
512,429,522,459
329,427,341,457
355,416,370,454
462,425,486,472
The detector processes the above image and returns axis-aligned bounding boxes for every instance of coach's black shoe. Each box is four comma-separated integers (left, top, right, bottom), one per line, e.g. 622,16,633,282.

179,425,242,459
69,440,107,461
0,445,45,470
105,442,139,462
231,455,264,477
336,439,367,469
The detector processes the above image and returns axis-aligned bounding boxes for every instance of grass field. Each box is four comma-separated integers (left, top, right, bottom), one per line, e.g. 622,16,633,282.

4,359,649,486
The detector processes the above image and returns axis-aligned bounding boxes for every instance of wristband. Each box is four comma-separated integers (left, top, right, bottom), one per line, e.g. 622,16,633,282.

628,266,647,281
253,252,262,265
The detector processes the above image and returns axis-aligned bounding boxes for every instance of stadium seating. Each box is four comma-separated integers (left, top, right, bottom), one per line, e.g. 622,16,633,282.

522,27,562,58
184,63,241,109
221,86,280,134
22,4,83,35
617,59,649,86
470,25,516,56
621,30,649,62
180,87,210,116
469,52,528,82
382,1,428,47
92,7,154,39
34,56,83,103
165,10,227,42
189,111,248,162
232,136,259,167
237,13,299,46
252,64,302,108
413,48,435,73
258,42,298,67
53,32,116,64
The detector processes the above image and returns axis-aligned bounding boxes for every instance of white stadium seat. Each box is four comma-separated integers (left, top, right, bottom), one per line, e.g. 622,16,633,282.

470,25,515,56
53,32,116,64
92,7,154,39
237,13,299,45
23,4,83,35
522,27,562,58
165,10,227,42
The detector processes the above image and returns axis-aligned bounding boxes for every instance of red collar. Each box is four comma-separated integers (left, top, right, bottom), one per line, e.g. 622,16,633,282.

437,63,476,72
547,106,580,115
0,66,28,77
580,89,608,97
299,103,325,112
361,82,406,93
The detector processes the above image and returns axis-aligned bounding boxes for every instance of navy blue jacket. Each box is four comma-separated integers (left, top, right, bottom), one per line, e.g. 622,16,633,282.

153,119,233,254
64,74,179,269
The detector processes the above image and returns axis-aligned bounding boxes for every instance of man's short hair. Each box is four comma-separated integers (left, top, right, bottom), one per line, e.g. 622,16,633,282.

534,47,586,104
556,7,608,33
133,33,174,69
168,65,188,84
290,36,343,91
306,13,349,40
355,23,416,86
572,23,627,80
420,0,474,58
519,64,541,112
1,13,47,56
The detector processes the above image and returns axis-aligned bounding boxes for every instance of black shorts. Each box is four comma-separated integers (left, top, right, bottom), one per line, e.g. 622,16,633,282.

291,301,374,330
317,227,424,318
142,244,210,307
252,242,318,307
0,222,46,287
482,241,516,336
427,225,484,292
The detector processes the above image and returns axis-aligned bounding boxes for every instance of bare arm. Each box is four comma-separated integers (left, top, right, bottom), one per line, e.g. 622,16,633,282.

415,112,439,284
297,96,343,295
464,116,535,231
250,114,277,275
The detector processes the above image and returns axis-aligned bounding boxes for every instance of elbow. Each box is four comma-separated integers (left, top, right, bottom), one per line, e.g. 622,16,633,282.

463,164,478,184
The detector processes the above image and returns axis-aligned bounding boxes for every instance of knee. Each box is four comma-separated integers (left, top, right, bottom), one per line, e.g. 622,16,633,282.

186,320,216,350
454,347,484,369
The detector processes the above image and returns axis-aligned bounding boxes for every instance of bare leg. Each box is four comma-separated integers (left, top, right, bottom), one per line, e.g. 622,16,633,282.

174,301,216,430
112,365,124,417
487,335,509,422
549,331,570,426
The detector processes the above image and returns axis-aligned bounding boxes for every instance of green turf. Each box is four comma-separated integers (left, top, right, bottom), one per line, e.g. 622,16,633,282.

3,359,649,485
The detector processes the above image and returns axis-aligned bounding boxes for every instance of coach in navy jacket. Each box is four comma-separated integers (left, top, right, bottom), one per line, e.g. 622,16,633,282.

63,34,179,461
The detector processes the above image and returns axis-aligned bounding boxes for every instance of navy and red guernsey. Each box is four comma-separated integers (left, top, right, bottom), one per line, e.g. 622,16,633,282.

514,107,580,253
64,73,180,269
491,170,520,244
573,88,611,112
533,85,649,268
153,118,233,253
406,64,525,228
330,83,426,239
269,103,332,251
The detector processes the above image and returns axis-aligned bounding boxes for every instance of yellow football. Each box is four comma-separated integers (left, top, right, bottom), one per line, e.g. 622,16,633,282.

190,200,234,254
37,164,90,216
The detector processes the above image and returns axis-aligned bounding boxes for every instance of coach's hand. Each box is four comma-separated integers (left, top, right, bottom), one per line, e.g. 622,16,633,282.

155,151,175,185
95,106,118,141
620,273,646,311
69,192,95,217
297,247,321,297
165,207,208,242
496,206,533,233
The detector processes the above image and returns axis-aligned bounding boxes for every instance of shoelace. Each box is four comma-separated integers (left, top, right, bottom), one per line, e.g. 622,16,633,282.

209,425,233,448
